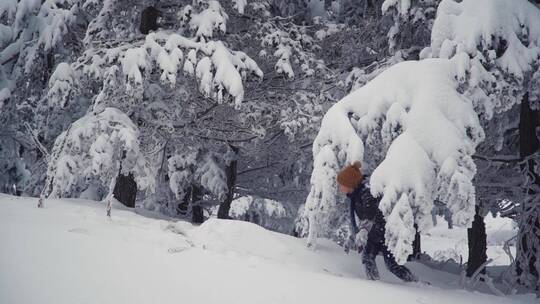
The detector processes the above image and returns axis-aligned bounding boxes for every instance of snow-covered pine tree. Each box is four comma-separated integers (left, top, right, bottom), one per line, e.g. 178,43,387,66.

298,0,540,270
297,56,485,264
48,0,267,215
16,0,338,222
0,0,87,196
423,0,540,288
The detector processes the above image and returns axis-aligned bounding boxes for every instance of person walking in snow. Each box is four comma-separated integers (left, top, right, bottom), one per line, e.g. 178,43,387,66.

337,162,417,282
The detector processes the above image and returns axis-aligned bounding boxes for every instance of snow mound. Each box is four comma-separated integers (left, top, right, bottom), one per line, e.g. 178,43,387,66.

189,218,294,259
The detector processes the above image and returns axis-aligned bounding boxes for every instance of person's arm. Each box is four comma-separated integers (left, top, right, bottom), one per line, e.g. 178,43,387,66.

345,192,374,253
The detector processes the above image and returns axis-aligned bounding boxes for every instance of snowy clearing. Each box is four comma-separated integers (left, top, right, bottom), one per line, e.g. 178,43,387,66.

0,194,534,304
422,214,517,266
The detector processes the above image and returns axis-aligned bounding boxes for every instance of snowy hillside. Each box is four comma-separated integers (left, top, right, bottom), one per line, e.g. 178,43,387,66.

0,194,535,304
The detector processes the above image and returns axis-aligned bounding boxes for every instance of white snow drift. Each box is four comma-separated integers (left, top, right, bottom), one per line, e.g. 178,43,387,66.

0,195,535,304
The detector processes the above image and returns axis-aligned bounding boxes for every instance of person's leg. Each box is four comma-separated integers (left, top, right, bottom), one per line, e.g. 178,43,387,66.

382,246,418,282
362,239,380,280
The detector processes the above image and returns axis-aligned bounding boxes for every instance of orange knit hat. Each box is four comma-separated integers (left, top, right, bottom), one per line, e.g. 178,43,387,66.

336,161,363,189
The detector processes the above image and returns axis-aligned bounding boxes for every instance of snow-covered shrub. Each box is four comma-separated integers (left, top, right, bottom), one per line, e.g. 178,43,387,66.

42,107,154,200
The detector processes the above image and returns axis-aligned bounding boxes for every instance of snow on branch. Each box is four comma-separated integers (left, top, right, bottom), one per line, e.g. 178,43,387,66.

299,58,485,264
0,0,78,73
382,0,412,18
231,0,248,14
116,31,263,105
168,150,228,201
189,1,228,42
47,62,76,108
422,0,540,118
259,21,323,79
381,0,435,53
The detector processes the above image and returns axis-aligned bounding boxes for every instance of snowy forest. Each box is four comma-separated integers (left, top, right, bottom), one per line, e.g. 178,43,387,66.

1,0,540,302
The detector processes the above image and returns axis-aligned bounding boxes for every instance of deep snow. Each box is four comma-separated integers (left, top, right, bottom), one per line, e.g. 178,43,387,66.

0,194,535,304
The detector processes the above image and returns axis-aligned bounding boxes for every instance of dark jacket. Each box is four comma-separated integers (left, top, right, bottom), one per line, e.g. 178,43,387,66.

347,182,386,243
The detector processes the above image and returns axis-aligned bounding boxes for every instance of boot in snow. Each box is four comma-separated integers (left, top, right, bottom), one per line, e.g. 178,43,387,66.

362,253,380,280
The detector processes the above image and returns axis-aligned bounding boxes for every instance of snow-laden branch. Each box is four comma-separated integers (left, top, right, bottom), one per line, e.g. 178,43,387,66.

299,57,484,264
82,31,263,107
422,0,540,118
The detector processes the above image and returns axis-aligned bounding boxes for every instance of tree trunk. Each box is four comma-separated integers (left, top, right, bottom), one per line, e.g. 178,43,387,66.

466,205,487,277
217,145,239,219
519,92,540,183
113,173,137,208
412,224,421,258
139,7,161,34
191,185,205,223
408,224,421,261
515,92,540,286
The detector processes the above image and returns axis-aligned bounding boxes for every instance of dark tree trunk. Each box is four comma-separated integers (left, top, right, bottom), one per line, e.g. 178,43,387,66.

412,224,421,258
217,146,239,219
408,224,421,261
466,205,487,277
519,92,540,184
113,173,137,208
139,6,161,34
191,185,204,224
516,92,540,283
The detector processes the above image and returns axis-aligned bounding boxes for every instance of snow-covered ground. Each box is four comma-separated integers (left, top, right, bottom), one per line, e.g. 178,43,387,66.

423,215,517,266
0,194,535,304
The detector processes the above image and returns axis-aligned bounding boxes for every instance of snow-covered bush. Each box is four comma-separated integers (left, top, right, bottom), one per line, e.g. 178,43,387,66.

42,107,154,201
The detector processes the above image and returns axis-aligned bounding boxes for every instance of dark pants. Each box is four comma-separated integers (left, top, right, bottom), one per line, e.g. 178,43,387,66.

362,227,416,282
